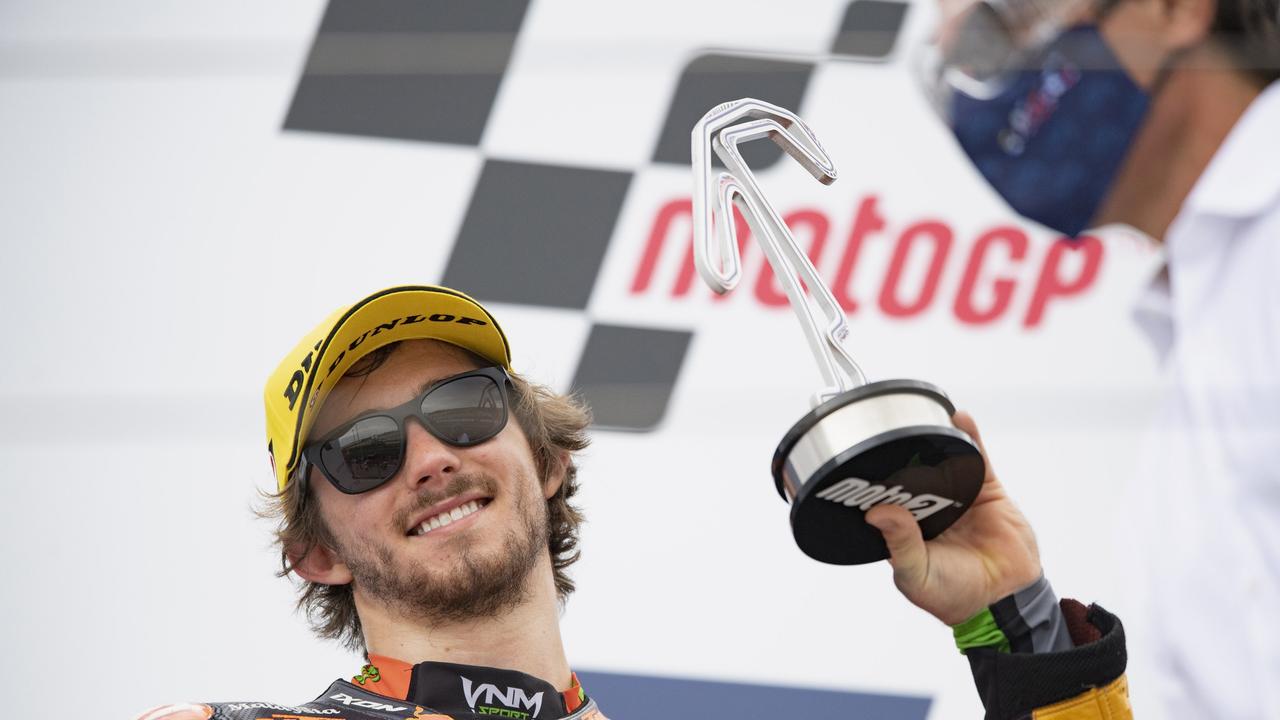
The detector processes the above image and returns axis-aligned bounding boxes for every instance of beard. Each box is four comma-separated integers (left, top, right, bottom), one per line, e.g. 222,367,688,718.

332,471,550,624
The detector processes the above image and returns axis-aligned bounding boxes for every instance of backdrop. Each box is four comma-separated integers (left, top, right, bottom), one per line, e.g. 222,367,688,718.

0,1,1164,717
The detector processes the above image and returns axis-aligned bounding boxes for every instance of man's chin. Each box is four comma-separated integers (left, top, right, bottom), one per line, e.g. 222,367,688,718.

357,537,541,622
346,487,549,623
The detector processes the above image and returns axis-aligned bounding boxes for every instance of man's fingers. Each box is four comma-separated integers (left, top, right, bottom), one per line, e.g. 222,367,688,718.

865,504,928,590
952,410,996,485
952,411,987,454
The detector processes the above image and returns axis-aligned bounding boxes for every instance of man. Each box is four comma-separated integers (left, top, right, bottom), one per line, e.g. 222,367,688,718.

926,0,1280,716
138,285,1130,720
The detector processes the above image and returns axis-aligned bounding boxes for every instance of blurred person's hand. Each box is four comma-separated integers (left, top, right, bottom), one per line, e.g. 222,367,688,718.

866,412,1042,625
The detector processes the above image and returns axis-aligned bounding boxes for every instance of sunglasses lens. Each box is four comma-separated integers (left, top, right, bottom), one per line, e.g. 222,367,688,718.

319,415,403,492
422,374,507,446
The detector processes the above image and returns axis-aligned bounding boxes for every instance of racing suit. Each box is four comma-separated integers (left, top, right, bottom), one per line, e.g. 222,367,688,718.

135,595,1129,720
137,659,605,720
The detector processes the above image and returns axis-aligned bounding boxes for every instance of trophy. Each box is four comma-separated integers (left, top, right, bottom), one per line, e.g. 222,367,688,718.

692,99,985,565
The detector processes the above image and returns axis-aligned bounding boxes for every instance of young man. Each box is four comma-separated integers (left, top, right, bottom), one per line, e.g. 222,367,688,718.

138,285,1130,720
926,0,1280,716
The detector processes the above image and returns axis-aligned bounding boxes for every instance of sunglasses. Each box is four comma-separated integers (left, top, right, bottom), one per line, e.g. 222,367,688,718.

300,366,512,494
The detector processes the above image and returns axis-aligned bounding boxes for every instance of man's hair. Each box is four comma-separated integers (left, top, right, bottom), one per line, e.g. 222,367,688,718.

259,342,592,651
1212,0,1280,83
1101,0,1280,83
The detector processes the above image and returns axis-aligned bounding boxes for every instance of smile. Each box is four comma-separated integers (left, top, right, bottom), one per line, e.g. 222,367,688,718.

409,498,490,536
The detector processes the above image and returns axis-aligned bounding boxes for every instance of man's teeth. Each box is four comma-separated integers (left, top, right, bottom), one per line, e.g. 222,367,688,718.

414,500,484,536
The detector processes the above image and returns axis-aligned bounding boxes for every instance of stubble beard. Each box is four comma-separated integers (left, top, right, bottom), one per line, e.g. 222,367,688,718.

339,472,551,624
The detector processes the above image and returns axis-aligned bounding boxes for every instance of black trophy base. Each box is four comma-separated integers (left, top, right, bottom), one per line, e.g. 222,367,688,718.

772,380,985,565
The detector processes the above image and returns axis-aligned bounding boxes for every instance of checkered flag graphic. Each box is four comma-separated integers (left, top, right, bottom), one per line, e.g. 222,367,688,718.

284,0,910,431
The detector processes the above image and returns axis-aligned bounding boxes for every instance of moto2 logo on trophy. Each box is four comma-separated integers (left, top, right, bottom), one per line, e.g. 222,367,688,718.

631,195,1104,328
817,477,960,520
461,677,544,718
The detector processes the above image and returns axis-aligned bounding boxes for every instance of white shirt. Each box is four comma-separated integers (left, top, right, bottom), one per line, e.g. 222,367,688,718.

1128,80,1280,719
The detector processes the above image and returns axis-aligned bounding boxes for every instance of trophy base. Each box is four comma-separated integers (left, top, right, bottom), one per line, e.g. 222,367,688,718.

772,379,984,565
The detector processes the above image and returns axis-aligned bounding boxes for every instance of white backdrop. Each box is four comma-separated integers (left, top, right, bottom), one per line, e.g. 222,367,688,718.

0,1,1164,718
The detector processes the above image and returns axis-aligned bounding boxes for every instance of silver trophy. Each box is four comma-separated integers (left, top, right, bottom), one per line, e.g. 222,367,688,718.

692,98,985,565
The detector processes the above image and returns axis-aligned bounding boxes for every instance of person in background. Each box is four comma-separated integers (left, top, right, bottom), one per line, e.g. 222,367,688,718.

924,0,1280,716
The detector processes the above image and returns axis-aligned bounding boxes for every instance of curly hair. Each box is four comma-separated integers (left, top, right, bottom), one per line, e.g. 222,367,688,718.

258,342,592,651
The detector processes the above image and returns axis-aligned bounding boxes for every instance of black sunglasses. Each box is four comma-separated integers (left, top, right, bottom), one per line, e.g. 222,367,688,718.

300,366,512,494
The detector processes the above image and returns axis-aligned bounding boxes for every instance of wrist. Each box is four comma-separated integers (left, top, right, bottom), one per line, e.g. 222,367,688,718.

951,574,1073,655
953,607,1010,654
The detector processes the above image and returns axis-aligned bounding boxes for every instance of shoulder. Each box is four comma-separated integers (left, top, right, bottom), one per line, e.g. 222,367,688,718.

134,699,352,719
133,680,430,720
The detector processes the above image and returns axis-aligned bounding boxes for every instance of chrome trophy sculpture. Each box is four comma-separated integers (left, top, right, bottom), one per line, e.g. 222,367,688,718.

692,98,985,565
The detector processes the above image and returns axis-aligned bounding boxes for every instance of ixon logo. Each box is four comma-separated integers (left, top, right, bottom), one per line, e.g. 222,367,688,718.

328,692,408,712
284,0,1103,433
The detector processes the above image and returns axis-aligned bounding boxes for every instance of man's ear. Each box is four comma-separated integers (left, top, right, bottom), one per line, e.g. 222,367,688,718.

288,541,353,586
542,450,571,500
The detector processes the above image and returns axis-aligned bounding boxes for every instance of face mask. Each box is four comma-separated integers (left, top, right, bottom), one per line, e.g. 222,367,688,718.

940,25,1152,237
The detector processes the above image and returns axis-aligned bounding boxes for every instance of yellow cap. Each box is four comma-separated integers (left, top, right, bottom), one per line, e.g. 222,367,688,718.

264,285,511,492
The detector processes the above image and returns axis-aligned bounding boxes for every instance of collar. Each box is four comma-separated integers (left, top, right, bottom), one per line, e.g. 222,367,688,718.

1181,80,1280,219
1132,260,1175,363
352,655,586,718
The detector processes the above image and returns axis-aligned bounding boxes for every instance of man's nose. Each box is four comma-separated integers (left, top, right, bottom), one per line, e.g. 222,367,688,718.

399,420,462,492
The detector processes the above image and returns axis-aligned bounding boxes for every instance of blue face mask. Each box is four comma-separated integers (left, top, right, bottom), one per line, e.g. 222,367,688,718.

948,26,1151,237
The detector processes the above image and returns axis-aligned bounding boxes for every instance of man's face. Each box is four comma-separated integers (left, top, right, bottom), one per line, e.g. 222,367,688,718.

305,339,555,622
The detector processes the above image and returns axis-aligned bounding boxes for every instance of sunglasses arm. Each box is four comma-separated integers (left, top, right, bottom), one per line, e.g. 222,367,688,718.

292,455,312,510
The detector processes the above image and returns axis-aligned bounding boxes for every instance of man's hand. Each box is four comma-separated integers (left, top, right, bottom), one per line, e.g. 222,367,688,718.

865,412,1041,626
